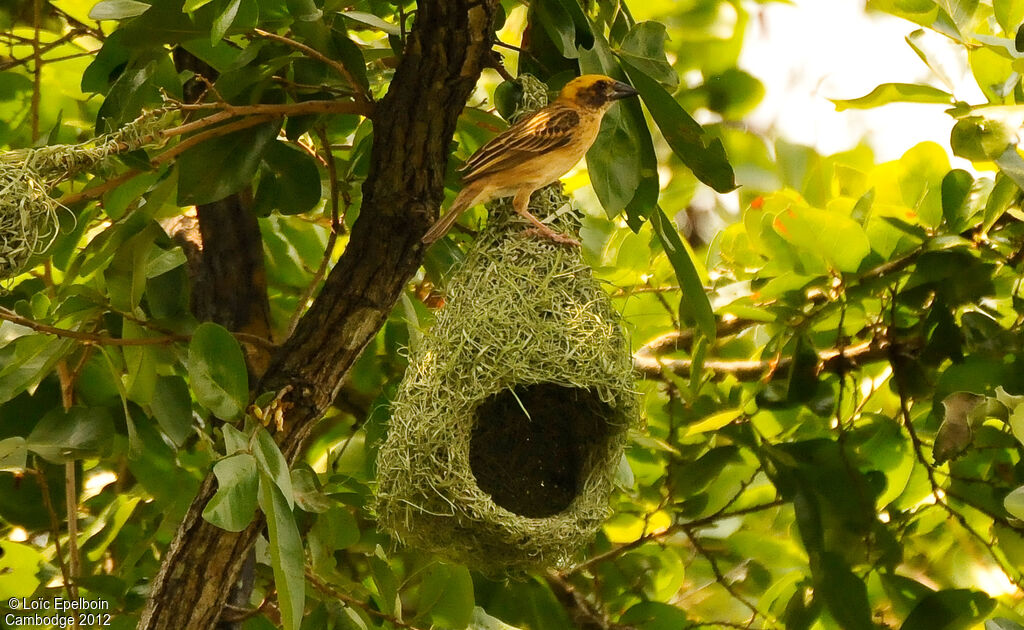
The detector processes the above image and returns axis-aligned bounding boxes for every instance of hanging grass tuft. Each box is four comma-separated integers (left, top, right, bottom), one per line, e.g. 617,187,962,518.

0,109,173,280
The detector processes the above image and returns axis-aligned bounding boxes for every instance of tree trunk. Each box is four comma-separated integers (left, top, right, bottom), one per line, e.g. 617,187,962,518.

138,2,497,628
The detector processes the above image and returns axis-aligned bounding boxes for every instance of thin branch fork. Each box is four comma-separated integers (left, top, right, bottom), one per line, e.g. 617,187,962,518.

251,28,371,104
57,99,371,207
634,337,915,380
0,306,275,350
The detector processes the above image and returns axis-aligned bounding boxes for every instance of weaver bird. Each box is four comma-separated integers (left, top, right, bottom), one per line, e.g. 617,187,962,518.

421,74,639,246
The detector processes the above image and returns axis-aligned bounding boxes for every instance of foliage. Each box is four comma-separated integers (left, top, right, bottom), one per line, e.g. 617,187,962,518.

0,0,1020,629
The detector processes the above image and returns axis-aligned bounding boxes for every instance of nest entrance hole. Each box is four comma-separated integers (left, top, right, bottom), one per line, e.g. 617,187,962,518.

469,383,616,518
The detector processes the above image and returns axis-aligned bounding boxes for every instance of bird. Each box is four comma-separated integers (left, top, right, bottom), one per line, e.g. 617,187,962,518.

421,74,640,246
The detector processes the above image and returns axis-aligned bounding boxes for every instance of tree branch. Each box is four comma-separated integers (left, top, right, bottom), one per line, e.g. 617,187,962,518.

633,337,917,380
138,2,499,628
0,306,275,350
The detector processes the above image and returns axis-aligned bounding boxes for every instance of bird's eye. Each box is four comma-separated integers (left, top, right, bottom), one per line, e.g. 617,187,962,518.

595,80,608,90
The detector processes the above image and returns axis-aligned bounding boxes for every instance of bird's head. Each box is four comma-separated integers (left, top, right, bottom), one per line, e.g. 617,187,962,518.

557,74,639,111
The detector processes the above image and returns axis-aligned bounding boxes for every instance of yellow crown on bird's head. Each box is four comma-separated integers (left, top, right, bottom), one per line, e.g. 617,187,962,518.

557,74,639,109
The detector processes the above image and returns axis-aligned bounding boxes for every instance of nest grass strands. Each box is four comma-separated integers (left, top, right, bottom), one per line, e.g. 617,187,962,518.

0,109,174,280
375,75,639,572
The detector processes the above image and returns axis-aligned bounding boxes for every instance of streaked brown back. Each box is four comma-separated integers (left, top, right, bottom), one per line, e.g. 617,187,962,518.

459,104,581,184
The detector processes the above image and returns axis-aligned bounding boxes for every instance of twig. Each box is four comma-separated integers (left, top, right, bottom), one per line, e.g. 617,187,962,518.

58,100,372,206
544,571,636,630
58,169,140,206
288,125,343,335
33,463,76,604
887,292,1024,592
571,499,783,574
634,338,903,380
633,317,759,357
1,28,87,71
252,28,370,104
165,99,370,136
48,5,105,41
55,352,82,606
31,0,41,141
305,569,426,629
0,306,276,350
681,525,766,624
155,115,275,165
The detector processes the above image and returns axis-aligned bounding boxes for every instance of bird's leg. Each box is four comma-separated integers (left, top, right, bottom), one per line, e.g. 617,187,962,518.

512,190,580,246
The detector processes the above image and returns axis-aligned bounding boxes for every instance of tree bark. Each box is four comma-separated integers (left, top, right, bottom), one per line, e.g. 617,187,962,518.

138,2,498,628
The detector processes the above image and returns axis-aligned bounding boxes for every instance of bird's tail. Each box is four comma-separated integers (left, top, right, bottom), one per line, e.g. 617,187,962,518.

422,184,482,244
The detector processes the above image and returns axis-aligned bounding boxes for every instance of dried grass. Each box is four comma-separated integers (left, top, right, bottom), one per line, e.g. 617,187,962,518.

375,76,639,572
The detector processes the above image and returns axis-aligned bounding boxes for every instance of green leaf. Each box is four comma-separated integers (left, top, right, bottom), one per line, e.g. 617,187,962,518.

259,472,306,630
222,423,250,454
202,453,258,531
291,468,332,513
253,140,322,216
340,11,398,35
253,427,294,508
145,247,188,278
951,116,1016,162
649,207,715,341
774,204,871,273
623,61,736,193
151,375,194,447
995,0,1024,33
96,59,160,132
89,0,152,20
703,68,765,119
177,121,279,206
982,173,1018,234
187,322,249,420
831,83,953,111
815,553,873,630
0,542,45,599
310,507,359,554
333,34,369,92
533,0,578,59
615,22,678,87
417,563,474,629
941,169,973,229
994,146,1024,191
369,546,399,614
286,0,321,20
579,49,643,215
900,589,995,630
211,0,242,44
1006,485,1024,520
553,0,593,50
0,336,72,405
988,619,1024,630
620,601,691,629
0,437,27,471
936,0,978,34
122,322,158,407
26,407,115,463
469,608,524,630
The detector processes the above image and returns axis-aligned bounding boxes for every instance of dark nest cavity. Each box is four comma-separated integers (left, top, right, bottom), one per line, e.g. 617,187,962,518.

470,383,616,518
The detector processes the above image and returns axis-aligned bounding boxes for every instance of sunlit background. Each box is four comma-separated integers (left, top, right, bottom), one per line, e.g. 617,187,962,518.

739,0,984,164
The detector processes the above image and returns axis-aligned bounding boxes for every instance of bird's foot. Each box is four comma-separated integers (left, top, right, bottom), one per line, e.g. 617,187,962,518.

523,225,580,247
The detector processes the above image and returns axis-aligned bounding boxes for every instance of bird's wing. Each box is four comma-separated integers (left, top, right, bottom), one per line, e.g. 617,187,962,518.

459,105,581,183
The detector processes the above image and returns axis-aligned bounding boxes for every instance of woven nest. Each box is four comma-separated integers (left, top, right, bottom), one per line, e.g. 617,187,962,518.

0,110,172,280
375,76,639,571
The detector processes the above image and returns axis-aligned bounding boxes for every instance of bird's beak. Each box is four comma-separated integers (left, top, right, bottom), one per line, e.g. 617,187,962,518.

609,81,639,100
